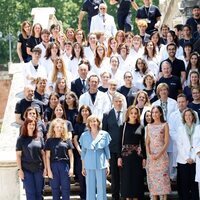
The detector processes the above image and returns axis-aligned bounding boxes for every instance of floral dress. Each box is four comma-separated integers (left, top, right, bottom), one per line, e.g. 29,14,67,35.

146,123,171,195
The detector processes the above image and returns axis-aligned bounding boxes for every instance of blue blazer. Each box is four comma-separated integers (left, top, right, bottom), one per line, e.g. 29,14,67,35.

79,130,111,170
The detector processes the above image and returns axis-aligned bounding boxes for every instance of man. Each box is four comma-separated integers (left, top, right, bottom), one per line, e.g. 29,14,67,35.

79,74,106,119
110,0,138,32
186,5,200,35
136,0,161,34
159,43,186,85
71,60,90,98
90,3,117,39
169,94,199,181
136,19,150,45
103,79,127,114
157,61,182,100
188,86,200,119
102,93,125,200
35,29,51,60
15,85,35,125
160,24,169,45
78,0,104,31
23,47,47,88
174,24,183,39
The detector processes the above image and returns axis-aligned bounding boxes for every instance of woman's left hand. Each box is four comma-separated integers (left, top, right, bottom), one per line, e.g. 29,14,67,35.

68,168,74,177
106,167,110,176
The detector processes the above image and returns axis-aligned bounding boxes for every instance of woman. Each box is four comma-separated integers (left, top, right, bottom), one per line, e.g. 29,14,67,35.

118,71,138,107
107,36,118,57
48,57,69,92
143,73,157,104
26,23,42,60
49,24,60,43
65,27,75,43
44,92,60,123
117,43,132,73
41,42,60,78
45,118,74,200
63,91,79,128
73,105,92,200
74,29,86,46
16,118,46,200
176,108,200,200
132,58,150,90
24,106,47,139
184,71,200,102
186,52,200,85
150,31,162,53
79,115,111,200
68,42,85,80
143,41,159,79
115,30,125,46
90,44,109,78
50,103,74,139
98,71,111,92
17,21,31,63
109,56,124,87
131,35,144,58
146,106,171,200
133,90,151,124
118,106,146,200
54,77,69,102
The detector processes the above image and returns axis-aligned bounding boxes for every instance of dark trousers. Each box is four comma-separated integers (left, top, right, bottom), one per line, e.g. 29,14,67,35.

110,153,120,200
23,169,44,200
117,11,132,32
177,163,199,200
74,151,86,199
50,161,70,200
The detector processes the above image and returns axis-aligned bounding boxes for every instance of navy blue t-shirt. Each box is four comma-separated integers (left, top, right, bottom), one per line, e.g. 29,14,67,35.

16,136,44,172
45,138,74,162
188,102,200,119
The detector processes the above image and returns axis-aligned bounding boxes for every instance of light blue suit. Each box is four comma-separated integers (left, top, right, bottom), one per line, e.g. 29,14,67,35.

79,130,111,200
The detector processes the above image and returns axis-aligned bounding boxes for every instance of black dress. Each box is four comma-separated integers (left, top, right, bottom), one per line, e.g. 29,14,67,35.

119,122,146,199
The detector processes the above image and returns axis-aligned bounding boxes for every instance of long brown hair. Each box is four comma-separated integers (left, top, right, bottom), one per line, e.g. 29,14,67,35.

21,21,31,38
95,44,106,67
125,106,140,123
21,118,38,138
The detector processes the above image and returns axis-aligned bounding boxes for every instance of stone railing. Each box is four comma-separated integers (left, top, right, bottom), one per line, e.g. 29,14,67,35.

0,63,24,200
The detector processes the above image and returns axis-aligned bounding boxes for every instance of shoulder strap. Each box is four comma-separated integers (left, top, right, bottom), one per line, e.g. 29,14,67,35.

121,122,126,146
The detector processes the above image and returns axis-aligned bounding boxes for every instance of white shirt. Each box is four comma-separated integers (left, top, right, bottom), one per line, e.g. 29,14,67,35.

41,58,54,78
84,46,95,66
90,13,117,40
68,57,82,80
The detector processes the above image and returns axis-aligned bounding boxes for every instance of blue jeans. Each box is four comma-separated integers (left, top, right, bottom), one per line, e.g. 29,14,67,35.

50,161,70,200
23,169,44,200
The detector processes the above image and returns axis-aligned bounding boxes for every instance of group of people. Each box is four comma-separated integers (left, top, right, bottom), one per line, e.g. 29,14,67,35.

15,0,200,200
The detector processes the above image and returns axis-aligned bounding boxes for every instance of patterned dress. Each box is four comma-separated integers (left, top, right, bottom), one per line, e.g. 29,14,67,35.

146,123,171,195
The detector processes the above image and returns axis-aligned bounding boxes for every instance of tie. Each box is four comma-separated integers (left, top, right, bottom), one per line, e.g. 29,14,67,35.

82,80,87,93
117,111,121,126
102,14,105,23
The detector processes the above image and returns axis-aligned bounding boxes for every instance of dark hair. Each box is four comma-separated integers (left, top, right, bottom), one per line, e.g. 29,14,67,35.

144,40,157,58
167,30,179,47
125,105,140,123
45,42,60,59
78,58,91,71
31,23,42,37
51,103,66,120
71,42,84,60
186,52,200,79
76,105,92,123
41,29,50,35
63,91,79,109
182,108,197,124
151,106,166,123
150,31,161,48
143,73,156,88
193,5,200,10
174,24,183,31
48,92,60,107
21,118,38,138
24,106,39,120
135,58,148,73
143,110,152,126
117,43,129,55
50,24,60,32
166,42,177,50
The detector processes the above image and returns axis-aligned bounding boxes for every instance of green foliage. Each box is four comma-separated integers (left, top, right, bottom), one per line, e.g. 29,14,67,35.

0,0,159,65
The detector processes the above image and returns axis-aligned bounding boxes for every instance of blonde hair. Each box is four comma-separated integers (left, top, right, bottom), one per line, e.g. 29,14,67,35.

48,118,69,140
137,20,148,28
86,115,101,130
156,83,169,98
51,58,67,83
